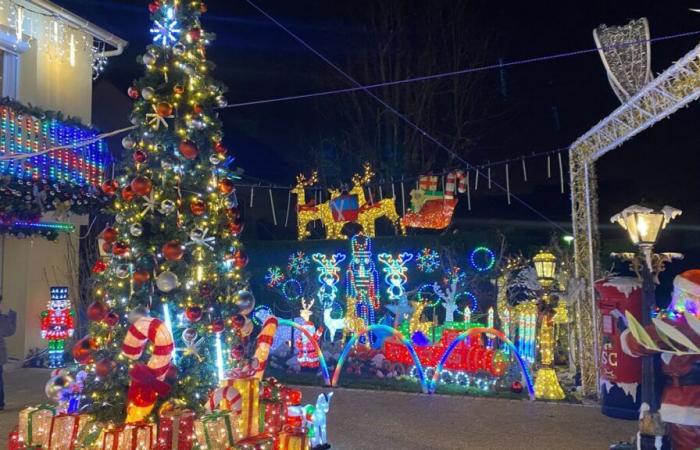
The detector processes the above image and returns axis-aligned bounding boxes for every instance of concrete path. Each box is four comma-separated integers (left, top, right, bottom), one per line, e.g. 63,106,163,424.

0,367,636,449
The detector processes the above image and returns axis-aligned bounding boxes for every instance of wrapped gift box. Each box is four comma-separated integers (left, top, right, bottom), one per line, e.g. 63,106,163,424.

260,400,284,436
418,175,438,192
18,404,55,447
229,377,260,440
100,422,157,450
234,433,274,450
194,411,236,450
157,409,195,450
276,427,309,450
47,413,93,450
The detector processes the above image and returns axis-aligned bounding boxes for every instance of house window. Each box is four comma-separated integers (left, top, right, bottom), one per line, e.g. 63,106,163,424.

0,51,19,99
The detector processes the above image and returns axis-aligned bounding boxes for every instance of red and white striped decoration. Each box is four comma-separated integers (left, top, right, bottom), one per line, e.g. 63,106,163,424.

122,316,174,379
444,170,467,200
253,316,278,380
206,386,242,414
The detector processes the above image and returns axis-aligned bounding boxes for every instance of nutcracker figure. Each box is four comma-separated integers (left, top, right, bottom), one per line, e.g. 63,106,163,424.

40,287,75,368
345,233,380,345
621,271,700,450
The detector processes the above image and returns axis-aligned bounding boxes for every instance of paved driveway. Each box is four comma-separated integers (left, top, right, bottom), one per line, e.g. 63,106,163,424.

0,367,635,449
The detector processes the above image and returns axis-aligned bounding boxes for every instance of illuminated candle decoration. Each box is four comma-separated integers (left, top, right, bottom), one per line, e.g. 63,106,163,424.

345,233,380,344
501,307,511,355
463,306,471,324
40,287,74,368
377,252,414,301
312,253,346,308
469,246,496,272
486,307,494,348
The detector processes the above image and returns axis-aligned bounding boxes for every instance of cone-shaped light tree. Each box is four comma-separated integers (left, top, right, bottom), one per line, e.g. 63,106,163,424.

82,0,250,424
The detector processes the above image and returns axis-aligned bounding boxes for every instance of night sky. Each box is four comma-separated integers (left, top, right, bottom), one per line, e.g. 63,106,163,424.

57,0,700,280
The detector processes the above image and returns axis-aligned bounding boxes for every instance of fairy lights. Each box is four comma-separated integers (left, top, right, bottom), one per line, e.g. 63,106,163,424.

470,246,496,272
6,221,74,233
312,253,346,308
377,252,414,301
516,301,538,365
345,234,380,343
281,279,303,302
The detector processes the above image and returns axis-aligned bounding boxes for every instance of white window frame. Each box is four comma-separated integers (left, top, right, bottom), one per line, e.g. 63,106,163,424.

0,27,29,99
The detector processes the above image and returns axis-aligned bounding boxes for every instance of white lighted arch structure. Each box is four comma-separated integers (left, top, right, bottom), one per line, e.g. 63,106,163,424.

570,41,700,395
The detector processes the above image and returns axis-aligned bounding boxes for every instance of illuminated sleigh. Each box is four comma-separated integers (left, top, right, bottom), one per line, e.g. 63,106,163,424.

401,171,466,230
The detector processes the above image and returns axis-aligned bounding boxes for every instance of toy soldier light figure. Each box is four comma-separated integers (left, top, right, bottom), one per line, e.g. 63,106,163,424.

40,287,75,368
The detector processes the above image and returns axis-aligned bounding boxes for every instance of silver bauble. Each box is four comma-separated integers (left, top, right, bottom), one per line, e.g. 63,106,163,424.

173,43,186,56
236,290,255,316
161,160,173,171
240,318,254,337
183,65,196,76
156,271,179,292
160,199,176,215
45,373,73,402
121,136,135,150
129,223,144,237
189,228,205,241
142,53,156,65
209,154,223,165
141,87,155,100
115,264,130,279
215,95,228,108
115,214,126,224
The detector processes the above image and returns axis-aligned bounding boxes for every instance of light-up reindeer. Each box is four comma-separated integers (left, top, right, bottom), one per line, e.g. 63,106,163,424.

313,253,348,342
292,171,322,240
377,252,414,301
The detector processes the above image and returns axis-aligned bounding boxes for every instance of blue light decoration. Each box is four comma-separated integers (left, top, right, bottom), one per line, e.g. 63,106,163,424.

288,251,311,276
281,279,303,302
6,221,75,233
377,252,414,301
345,233,380,345
416,248,440,273
264,266,285,288
0,105,108,187
455,291,479,313
312,253,346,308
252,305,274,326
150,7,181,47
469,246,496,272
162,303,177,364
416,283,440,307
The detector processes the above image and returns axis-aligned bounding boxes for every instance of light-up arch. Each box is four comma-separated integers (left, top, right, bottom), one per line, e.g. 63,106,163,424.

332,324,428,393
277,318,331,386
430,327,535,400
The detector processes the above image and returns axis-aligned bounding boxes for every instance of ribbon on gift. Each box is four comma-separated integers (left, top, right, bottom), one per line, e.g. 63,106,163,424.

230,377,260,440
160,409,195,450
47,413,84,450
22,404,56,446
200,411,235,449
278,426,309,450
234,433,274,450
101,428,121,450
125,422,156,450
223,364,257,381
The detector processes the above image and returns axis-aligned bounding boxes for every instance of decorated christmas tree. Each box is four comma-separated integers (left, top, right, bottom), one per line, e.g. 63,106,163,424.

82,0,251,425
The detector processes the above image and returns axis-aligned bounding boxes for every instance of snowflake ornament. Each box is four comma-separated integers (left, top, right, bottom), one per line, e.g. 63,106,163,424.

150,7,181,47
288,251,311,275
265,266,285,288
416,248,440,273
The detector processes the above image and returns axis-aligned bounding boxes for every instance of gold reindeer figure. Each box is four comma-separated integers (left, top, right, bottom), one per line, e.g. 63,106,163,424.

351,163,405,237
292,171,322,240
343,296,366,340
409,301,433,337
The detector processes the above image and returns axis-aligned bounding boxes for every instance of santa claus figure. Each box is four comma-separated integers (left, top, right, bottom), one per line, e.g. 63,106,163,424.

40,287,75,368
295,299,323,369
621,270,700,450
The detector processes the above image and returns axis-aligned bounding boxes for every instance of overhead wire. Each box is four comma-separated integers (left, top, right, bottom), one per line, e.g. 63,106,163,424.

245,0,571,233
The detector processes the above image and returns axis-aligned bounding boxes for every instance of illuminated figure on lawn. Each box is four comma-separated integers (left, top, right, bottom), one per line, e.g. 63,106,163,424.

40,287,74,368
346,233,380,344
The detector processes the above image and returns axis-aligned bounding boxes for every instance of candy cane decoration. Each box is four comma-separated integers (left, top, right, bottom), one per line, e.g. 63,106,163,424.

252,316,278,379
445,171,467,200
122,316,174,378
206,385,243,413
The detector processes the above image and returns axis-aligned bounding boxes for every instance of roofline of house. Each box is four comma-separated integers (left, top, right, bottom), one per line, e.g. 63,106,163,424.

25,0,128,57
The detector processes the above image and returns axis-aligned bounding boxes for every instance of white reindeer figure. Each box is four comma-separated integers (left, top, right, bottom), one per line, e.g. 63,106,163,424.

323,305,345,343
306,392,333,448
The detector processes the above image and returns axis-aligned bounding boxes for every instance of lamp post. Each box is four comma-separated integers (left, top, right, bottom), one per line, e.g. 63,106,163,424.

610,205,682,447
532,250,566,400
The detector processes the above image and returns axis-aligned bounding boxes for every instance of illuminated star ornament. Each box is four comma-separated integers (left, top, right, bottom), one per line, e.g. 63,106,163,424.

288,251,311,275
416,248,440,273
150,7,181,47
265,266,285,288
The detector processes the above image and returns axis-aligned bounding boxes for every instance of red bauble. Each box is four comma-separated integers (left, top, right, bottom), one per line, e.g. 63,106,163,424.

230,344,245,359
91,260,108,274
179,140,199,160
112,241,129,256
214,142,228,155
104,311,120,327
122,186,135,202
133,269,151,285
233,250,248,269
165,365,178,382
127,86,140,99
193,104,204,114
285,388,303,406
228,221,245,236
147,1,160,14
228,206,242,221
211,319,225,333
199,283,212,298
95,358,113,377
72,337,96,364
101,227,118,243
162,240,183,261
101,179,119,196
101,242,112,254
231,314,246,330
217,179,235,195
189,199,206,216
185,306,203,322
87,301,107,322
133,150,147,164
173,84,185,95
200,3,208,13
156,101,173,117
188,28,202,42
511,381,523,394
130,176,152,197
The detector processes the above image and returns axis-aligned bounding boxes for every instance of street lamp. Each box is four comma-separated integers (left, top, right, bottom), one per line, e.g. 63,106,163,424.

532,250,566,400
610,204,682,448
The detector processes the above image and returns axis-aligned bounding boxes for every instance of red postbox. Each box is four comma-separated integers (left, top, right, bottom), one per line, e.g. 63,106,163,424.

595,276,643,419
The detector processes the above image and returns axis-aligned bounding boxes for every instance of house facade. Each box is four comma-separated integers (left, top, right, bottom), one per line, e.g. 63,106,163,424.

0,0,126,361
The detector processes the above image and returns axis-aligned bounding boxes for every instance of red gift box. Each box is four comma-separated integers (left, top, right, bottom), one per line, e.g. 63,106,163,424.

157,409,195,450
260,401,284,435
234,433,274,450
47,413,92,450
101,422,157,450
276,427,309,450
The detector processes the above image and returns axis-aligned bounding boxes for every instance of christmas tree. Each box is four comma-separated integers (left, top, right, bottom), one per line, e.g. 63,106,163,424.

83,0,250,424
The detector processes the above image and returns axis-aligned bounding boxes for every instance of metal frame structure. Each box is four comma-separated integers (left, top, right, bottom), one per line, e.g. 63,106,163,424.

569,41,700,395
